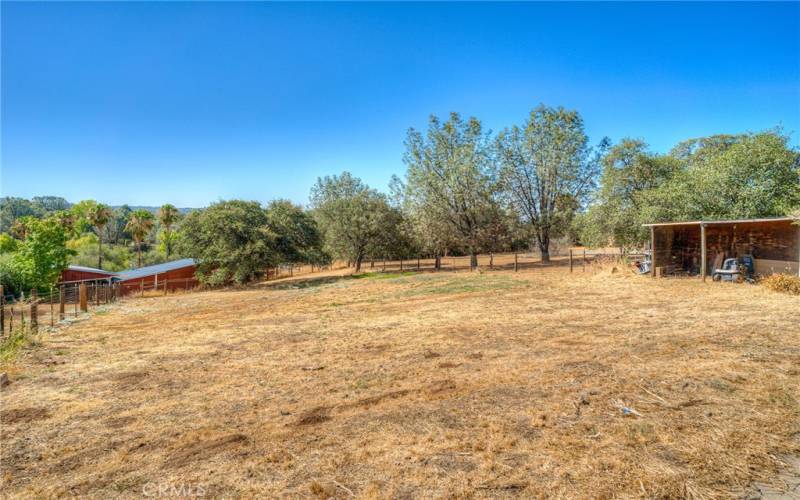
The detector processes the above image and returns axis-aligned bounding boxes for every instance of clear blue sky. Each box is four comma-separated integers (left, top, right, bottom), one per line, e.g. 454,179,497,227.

2,2,799,207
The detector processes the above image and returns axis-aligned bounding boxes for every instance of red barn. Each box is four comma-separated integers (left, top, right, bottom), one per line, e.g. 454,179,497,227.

115,258,198,294
60,259,198,295
61,265,116,283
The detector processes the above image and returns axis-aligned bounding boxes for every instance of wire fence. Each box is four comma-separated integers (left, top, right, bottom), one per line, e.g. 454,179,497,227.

0,249,646,339
0,277,201,338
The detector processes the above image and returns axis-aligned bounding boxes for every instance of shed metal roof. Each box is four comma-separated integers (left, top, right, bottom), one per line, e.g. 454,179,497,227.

116,258,196,281
642,216,795,228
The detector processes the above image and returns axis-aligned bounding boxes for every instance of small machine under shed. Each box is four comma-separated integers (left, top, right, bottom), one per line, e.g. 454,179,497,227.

643,217,800,281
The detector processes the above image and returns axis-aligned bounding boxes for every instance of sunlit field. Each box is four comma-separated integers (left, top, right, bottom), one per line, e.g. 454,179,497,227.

2,264,799,498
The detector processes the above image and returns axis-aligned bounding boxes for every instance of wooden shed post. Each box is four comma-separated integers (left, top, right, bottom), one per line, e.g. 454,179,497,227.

700,223,707,282
650,226,656,278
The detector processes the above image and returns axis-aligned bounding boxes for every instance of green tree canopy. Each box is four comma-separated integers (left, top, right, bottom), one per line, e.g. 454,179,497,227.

579,131,799,248
177,200,277,285
0,197,43,233
310,172,397,271
265,200,328,266
12,216,73,291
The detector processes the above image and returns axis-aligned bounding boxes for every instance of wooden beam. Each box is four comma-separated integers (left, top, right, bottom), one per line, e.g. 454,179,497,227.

650,226,656,278
701,223,707,282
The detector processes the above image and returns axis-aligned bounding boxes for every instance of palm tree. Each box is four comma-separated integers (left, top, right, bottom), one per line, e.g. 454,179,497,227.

125,210,155,268
88,203,113,269
157,204,180,258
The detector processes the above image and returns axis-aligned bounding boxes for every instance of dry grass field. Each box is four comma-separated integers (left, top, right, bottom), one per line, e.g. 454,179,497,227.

1,262,799,498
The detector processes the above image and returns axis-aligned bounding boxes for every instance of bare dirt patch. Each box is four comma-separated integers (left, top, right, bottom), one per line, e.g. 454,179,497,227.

165,433,249,469
2,406,51,424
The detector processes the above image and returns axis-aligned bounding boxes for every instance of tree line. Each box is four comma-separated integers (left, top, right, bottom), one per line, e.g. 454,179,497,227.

2,104,799,294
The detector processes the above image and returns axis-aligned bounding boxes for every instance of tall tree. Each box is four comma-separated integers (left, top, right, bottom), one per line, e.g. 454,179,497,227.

87,203,113,269
402,113,498,270
177,200,277,285
496,105,607,262
157,204,181,258
125,210,154,268
310,172,394,272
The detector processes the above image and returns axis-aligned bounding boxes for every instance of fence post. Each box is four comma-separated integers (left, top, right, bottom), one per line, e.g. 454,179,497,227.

30,289,38,332
140,281,144,298
569,249,574,273
0,285,4,336
514,253,518,272
164,279,169,296
417,256,420,271
50,286,55,327
489,252,493,270
95,282,101,306
79,283,88,312
74,285,78,316
583,249,587,272
59,285,65,319
400,259,403,271
383,258,386,272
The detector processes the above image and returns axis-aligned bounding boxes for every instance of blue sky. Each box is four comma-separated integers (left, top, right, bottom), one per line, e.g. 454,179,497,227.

2,2,799,207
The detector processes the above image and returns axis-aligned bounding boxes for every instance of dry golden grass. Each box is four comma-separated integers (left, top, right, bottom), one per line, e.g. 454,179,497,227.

761,274,800,296
1,261,799,498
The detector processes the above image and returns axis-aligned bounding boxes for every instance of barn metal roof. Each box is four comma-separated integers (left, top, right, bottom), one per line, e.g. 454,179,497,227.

66,265,117,275
115,258,196,281
642,216,795,227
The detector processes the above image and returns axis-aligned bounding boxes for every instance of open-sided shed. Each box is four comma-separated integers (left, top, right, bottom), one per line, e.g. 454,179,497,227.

643,217,799,280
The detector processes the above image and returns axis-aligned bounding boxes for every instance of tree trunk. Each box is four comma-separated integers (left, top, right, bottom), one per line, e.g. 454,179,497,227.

355,256,363,272
137,242,142,267
470,253,478,271
538,234,551,264
98,237,103,270
435,254,441,271
540,247,550,264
